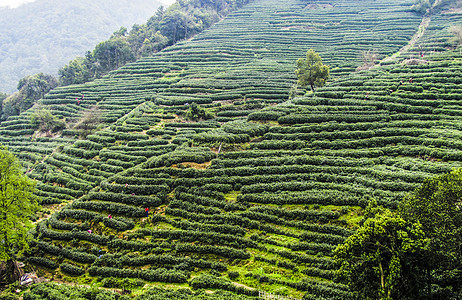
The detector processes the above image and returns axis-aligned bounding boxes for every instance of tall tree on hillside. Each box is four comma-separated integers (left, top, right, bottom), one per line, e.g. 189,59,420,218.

295,49,330,92
336,169,462,299
1,73,58,120
93,38,135,73
0,147,38,283
147,6,166,31
58,56,93,86
399,168,462,298
0,93,7,102
334,205,430,300
411,0,431,14
17,73,58,102
160,7,198,44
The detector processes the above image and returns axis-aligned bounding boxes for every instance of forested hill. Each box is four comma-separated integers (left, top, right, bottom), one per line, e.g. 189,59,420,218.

1,0,462,298
0,0,163,94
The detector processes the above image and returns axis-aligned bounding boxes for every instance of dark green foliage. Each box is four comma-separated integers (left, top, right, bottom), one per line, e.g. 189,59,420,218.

193,129,250,144
101,277,145,289
23,282,130,300
29,107,66,134
398,168,462,298
81,192,162,207
27,257,58,270
222,120,268,137
23,283,257,300
295,49,330,92
93,38,136,73
145,145,216,168
0,292,19,300
2,73,57,120
59,0,250,86
36,241,97,264
60,263,85,276
88,266,188,283
185,102,214,121
334,207,429,300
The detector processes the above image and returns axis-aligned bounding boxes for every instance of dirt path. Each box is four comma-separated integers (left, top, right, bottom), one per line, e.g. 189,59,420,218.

380,15,431,64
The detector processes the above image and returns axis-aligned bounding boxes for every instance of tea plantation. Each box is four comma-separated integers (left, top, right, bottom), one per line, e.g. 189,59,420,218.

2,0,462,298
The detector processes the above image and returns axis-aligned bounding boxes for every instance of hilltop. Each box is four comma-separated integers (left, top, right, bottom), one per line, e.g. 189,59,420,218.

0,0,462,298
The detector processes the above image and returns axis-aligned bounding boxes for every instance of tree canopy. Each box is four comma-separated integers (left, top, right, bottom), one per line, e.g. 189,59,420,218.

29,106,66,136
295,49,330,92
399,168,462,298
1,73,58,120
334,204,430,300
0,147,38,283
336,168,462,299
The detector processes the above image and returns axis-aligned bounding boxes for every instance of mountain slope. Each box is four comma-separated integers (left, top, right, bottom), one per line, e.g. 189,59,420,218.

1,0,462,298
0,0,163,93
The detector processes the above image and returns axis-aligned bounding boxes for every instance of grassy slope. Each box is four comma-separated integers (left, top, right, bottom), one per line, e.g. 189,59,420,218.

3,0,462,298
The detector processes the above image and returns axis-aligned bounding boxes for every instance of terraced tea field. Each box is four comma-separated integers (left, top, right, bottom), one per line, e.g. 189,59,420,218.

2,0,462,298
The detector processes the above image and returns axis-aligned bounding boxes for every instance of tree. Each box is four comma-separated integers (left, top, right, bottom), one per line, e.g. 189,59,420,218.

58,57,93,86
185,102,213,121
411,0,431,14
17,73,58,101
334,203,430,300
336,169,462,299
2,73,58,120
93,38,135,73
30,107,66,136
0,93,7,102
147,6,165,31
399,168,462,298
295,49,330,92
0,93,8,121
0,147,38,283
112,26,128,38
159,8,190,43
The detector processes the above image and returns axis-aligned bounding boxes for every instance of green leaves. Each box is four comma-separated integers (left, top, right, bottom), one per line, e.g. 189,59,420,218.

334,207,430,300
2,73,58,120
0,147,38,281
29,107,66,134
295,49,330,92
398,168,462,297
336,166,462,299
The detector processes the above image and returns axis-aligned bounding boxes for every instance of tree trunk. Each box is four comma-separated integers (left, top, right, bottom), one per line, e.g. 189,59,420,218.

426,267,431,300
379,261,387,299
5,259,20,283
218,142,223,154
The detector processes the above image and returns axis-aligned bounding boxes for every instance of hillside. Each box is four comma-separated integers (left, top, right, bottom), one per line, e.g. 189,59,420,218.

1,0,462,298
0,0,163,94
